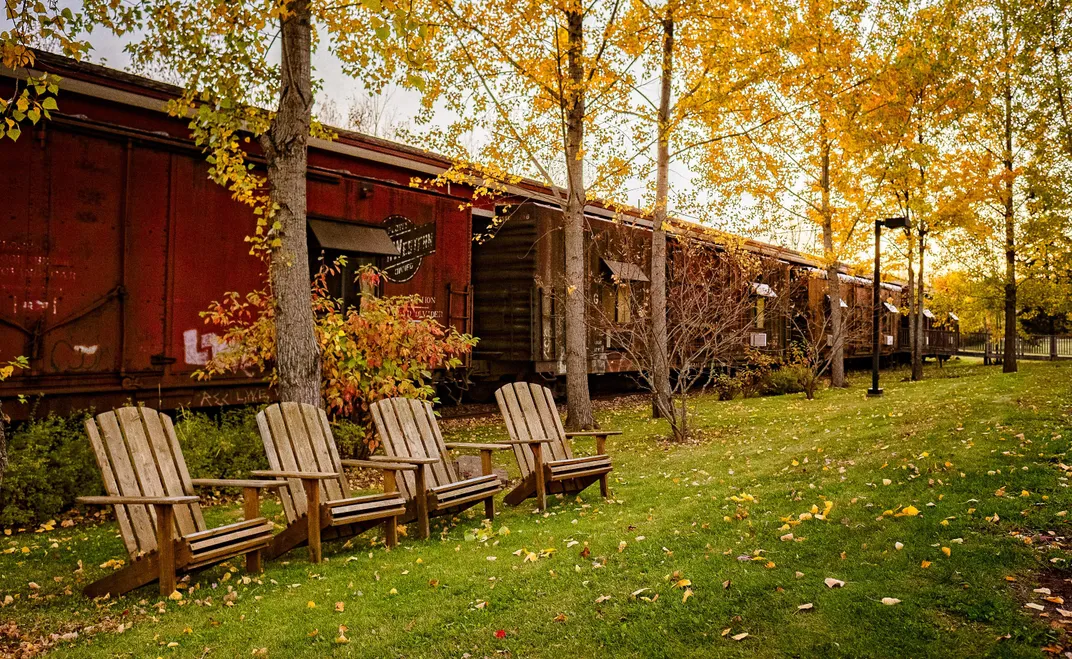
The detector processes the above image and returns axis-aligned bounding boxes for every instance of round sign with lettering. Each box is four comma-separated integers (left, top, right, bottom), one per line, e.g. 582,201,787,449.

382,215,436,283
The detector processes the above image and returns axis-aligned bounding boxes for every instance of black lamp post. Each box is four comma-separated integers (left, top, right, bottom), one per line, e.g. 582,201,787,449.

867,216,909,397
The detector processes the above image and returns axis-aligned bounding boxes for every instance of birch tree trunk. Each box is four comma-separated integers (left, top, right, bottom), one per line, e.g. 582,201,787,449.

650,15,673,421
563,8,595,429
1002,6,1018,374
820,130,845,388
259,0,322,406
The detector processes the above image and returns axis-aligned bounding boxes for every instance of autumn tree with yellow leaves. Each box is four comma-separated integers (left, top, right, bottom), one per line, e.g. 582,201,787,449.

723,0,880,389
357,0,640,429
612,0,778,421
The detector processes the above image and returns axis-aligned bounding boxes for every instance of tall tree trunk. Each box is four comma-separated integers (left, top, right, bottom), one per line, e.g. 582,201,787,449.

259,0,322,405
820,129,845,388
1002,6,1018,373
563,8,594,429
914,232,926,380
906,227,919,379
651,15,673,421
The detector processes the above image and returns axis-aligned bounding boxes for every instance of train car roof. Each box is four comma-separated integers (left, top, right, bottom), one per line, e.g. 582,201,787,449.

4,50,902,289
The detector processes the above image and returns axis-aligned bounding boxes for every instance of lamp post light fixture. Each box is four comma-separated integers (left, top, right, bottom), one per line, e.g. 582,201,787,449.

868,216,909,398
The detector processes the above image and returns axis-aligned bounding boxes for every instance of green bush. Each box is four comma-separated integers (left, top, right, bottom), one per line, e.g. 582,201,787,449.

761,366,808,396
0,413,100,527
713,374,741,401
172,407,268,480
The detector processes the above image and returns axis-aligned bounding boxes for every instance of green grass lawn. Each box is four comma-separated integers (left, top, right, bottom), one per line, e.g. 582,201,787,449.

3,359,1072,658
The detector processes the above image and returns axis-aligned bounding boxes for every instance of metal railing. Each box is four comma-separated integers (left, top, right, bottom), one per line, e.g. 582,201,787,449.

958,332,1072,361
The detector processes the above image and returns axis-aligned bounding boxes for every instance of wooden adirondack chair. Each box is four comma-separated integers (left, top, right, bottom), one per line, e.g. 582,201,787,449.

495,382,620,510
252,402,410,563
77,407,282,598
369,397,507,539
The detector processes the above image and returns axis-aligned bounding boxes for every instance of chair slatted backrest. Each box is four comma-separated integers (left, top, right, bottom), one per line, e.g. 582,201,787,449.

495,383,572,479
369,398,456,500
85,407,206,557
256,402,350,524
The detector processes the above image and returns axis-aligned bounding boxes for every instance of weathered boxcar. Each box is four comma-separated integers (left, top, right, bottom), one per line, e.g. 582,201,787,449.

0,53,475,417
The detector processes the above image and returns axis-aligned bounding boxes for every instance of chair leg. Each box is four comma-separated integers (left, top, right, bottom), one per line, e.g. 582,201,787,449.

385,515,398,548
485,496,495,521
599,474,610,499
242,487,263,573
415,464,430,540
302,479,322,563
153,504,176,596
532,443,546,512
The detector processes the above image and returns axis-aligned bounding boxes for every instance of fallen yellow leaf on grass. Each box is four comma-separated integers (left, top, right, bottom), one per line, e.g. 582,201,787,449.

674,579,692,589
921,561,932,569
682,588,693,603
881,597,901,606
941,547,951,557
334,602,344,612
731,632,749,641
896,505,920,517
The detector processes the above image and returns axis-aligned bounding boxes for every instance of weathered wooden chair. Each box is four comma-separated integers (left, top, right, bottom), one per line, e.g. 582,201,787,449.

495,382,619,510
369,397,507,539
252,402,410,563
77,407,281,598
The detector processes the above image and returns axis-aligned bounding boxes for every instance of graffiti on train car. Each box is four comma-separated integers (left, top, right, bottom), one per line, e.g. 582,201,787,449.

183,329,224,366
50,341,103,371
383,215,435,282
194,386,271,408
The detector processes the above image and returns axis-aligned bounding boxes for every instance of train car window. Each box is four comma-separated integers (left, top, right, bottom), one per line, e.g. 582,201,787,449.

308,219,399,312
322,250,380,311
750,282,777,330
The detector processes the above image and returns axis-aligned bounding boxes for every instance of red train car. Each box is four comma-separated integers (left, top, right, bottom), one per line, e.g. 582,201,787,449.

0,53,475,418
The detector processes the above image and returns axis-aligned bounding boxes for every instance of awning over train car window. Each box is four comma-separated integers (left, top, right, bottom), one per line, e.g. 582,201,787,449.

883,302,899,313
922,308,935,319
948,312,959,321
602,259,649,282
309,219,400,255
751,282,777,298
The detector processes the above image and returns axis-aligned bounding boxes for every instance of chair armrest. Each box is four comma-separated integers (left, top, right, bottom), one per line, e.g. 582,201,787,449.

565,431,622,438
444,442,513,451
499,438,554,445
78,495,199,506
370,455,439,465
341,459,417,471
251,470,341,480
190,478,287,489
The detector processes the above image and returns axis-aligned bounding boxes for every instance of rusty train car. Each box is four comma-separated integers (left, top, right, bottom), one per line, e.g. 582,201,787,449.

0,53,953,417
0,53,476,417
